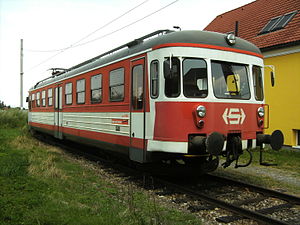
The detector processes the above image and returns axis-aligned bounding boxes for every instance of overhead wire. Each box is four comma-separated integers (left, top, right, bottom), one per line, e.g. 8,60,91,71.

69,0,179,48
26,0,179,72
25,0,149,53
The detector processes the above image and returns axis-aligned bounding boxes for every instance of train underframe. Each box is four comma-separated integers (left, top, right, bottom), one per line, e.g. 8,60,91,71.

148,130,284,174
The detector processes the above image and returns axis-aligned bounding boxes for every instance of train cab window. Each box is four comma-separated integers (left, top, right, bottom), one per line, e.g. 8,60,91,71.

211,61,250,99
65,83,73,105
36,92,40,107
132,64,144,110
76,79,86,104
183,58,208,98
91,74,102,103
48,88,53,106
109,68,124,102
252,66,264,101
150,60,159,98
164,57,180,98
42,90,46,107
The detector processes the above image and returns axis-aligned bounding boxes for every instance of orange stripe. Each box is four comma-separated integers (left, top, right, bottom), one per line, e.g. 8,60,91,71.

152,43,263,58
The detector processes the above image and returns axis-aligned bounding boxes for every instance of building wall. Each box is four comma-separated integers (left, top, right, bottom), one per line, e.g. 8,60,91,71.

263,47,300,147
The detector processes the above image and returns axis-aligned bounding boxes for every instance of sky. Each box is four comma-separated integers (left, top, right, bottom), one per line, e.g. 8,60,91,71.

0,0,254,108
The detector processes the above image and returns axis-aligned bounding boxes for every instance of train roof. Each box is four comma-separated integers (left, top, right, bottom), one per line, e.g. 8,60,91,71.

31,30,262,90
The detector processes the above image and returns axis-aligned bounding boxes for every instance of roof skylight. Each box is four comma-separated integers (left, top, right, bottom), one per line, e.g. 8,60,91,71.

259,10,297,35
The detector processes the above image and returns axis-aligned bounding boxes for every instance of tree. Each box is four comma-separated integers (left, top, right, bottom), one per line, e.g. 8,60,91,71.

0,100,6,109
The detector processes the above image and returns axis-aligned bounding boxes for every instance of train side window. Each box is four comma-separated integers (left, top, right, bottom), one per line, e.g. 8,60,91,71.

48,88,53,106
252,66,264,101
36,92,40,107
164,57,180,98
109,68,124,102
31,93,35,108
76,79,86,104
65,83,73,105
183,58,208,98
150,60,159,98
91,74,102,103
132,64,143,110
42,90,46,107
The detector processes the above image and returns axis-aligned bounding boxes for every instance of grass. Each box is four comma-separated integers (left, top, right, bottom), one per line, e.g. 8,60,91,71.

213,146,300,196
238,147,300,173
0,109,201,225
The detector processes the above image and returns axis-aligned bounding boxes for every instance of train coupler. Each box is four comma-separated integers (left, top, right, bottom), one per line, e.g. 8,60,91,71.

221,135,250,168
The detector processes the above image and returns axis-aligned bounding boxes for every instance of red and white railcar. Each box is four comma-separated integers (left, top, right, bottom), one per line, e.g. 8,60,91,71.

28,30,283,172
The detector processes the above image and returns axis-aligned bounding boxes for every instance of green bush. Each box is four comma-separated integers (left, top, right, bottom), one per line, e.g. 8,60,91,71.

0,109,28,129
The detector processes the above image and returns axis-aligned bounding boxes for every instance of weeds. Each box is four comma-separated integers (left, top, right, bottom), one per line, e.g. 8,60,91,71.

0,109,27,129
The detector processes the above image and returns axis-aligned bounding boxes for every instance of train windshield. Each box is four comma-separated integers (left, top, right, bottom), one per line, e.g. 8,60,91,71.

183,58,208,98
211,61,250,99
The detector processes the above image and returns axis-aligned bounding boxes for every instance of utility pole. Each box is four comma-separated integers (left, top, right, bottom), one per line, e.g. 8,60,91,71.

20,39,23,109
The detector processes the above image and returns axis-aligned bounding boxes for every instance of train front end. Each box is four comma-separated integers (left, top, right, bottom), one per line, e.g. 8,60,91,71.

146,31,283,171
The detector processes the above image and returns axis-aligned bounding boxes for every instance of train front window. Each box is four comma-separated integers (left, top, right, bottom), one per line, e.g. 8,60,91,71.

183,58,208,98
211,61,250,99
252,66,264,101
164,57,180,98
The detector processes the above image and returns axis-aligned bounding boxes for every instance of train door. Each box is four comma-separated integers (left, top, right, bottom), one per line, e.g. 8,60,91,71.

130,57,146,163
54,85,63,139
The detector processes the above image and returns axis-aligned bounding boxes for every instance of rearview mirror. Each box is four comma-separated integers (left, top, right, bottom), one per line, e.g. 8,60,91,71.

271,71,275,87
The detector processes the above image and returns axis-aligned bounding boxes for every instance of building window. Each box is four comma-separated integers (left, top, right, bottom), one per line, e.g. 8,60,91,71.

36,92,40,107
164,57,181,98
91,74,102,103
259,11,297,34
48,88,53,106
76,79,85,104
65,83,73,105
109,68,124,102
183,58,208,98
296,130,300,147
150,60,159,98
42,90,46,107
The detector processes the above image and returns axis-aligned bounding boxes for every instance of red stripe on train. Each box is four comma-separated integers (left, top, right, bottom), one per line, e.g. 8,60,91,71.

153,43,263,58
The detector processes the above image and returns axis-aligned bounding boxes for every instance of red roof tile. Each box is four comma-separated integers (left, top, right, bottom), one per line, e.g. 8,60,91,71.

204,0,300,50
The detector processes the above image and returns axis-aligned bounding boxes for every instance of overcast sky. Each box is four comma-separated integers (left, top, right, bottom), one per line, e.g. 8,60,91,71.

0,0,254,108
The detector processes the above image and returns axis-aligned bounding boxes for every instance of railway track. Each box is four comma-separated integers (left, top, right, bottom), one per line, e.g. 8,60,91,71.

153,175,300,225
36,134,300,224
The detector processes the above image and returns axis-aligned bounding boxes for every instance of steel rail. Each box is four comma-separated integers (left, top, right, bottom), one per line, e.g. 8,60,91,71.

208,174,300,204
155,178,290,225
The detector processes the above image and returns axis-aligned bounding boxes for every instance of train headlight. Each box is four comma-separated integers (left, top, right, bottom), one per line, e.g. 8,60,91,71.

225,33,236,45
196,105,206,118
257,107,264,118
